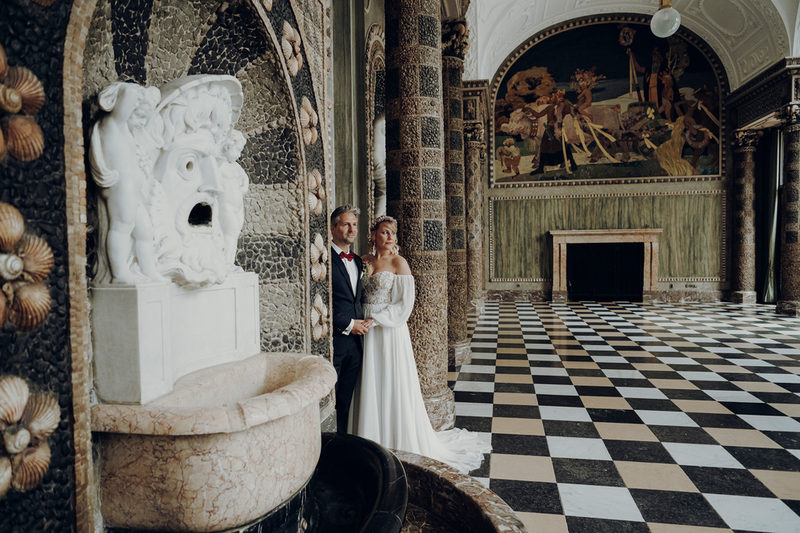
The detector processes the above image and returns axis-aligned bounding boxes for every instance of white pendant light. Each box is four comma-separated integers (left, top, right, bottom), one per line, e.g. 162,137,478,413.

651,0,681,38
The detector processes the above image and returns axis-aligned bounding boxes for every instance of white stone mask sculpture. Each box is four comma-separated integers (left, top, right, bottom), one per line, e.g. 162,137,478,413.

89,75,249,288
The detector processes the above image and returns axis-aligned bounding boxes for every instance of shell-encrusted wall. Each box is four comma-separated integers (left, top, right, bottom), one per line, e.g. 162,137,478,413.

0,2,75,531
82,0,329,355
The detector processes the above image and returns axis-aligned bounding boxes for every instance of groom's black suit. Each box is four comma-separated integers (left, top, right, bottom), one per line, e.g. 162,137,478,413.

331,249,365,433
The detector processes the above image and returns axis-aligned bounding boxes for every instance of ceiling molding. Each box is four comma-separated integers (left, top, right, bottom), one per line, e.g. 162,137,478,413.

463,0,791,91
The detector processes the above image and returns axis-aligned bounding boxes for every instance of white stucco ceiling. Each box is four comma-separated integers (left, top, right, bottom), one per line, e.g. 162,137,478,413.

464,0,799,90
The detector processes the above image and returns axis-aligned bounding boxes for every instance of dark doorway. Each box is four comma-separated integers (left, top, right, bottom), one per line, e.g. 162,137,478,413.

567,243,644,301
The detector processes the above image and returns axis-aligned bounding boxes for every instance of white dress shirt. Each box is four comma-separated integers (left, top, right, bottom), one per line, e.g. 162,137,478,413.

332,243,359,334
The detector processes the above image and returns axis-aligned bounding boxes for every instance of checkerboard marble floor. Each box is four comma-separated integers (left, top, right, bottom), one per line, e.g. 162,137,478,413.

448,301,800,533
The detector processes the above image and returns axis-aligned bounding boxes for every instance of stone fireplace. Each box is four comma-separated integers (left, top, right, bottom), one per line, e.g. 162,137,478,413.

550,229,662,302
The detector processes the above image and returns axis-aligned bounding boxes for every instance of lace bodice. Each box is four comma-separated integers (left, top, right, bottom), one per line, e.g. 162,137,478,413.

362,272,415,328
364,271,395,304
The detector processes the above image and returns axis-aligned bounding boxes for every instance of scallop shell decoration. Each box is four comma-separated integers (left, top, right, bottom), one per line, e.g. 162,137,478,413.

261,0,273,10
300,97,318,146
0,43,7,81
0,456,10,500
311,293,329,341
4,67,45,116
307,169,325,216
21,392,59,441
9,282,51,331
0,202,24,253
11,441,50,492
0,201,54,332
5,115,44,162
0,85,22,115
281,22,303,77
0,376,29,427
0,42,46,163
0,376,60,498
17,234,54,283
310,233,328,282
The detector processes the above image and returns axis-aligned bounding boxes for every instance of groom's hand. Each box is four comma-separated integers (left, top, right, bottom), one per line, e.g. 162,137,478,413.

351,319,373,335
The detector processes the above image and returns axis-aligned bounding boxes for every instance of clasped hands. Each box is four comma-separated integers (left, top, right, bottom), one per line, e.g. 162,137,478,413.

351,319,374,335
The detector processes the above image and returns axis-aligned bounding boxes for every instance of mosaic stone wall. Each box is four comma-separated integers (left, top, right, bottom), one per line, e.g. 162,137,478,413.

82,0,329,355
0,1,76,531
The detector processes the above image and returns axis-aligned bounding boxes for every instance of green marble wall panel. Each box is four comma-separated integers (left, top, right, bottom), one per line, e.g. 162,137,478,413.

492,194,722,280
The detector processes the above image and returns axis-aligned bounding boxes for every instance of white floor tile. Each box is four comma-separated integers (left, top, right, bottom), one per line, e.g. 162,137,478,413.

662,442,744,468
705,494,800,533
546,437,611,460
539,406,592,422
557,484,643,522
636,410,698,427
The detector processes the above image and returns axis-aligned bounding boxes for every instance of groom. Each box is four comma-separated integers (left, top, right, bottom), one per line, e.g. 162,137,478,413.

330,205,373,433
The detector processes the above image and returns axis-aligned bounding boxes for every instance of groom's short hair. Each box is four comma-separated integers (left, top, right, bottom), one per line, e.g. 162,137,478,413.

330,205,360,226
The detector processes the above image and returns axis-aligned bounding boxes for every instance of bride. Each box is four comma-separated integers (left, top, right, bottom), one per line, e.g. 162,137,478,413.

349,215,491,474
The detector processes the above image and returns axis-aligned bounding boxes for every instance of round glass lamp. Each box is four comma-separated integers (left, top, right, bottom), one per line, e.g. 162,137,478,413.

650,0,681,38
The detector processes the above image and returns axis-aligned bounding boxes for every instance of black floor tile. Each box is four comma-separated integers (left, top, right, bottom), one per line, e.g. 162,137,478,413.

564,516,649,533
552,458,625,486
647,426,717,444
587,408,643,424
542,420,600,438
725,447,800,471
681,466,774,497
491,434,549,456
488,479,562,514
629,489,726,527
453,415,492,432
604,439,674,463
493,404,540,419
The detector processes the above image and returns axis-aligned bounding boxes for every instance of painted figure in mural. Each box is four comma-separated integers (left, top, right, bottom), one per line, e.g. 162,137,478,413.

496,137,521,176
493,23,720,182
89,82,164,284
219,129,250,270
330,205,371,433
372,114,387,219
89,75,248,288
350,216,491,474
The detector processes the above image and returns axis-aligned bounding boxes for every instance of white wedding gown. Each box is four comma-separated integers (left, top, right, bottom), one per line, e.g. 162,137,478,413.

349,271,491,474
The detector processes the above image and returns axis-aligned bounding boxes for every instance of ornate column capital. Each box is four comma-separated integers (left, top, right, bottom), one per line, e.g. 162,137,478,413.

441,20,469,60
464,122,484,143
732,129,762,152
783,103,800,130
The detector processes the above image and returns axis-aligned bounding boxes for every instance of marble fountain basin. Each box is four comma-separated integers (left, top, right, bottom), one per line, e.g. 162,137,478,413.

91,352,337,532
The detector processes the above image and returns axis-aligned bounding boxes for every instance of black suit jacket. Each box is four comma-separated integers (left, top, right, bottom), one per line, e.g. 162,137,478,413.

331,249,365,357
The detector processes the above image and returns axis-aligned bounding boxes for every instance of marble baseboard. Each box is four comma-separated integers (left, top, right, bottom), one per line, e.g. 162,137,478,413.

777,299,800,316
424,387,456,432
730,290,757,304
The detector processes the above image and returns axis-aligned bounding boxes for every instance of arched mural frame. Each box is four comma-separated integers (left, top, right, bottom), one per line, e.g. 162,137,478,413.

487,14,731,189
365,23,385,230
62,0,330,529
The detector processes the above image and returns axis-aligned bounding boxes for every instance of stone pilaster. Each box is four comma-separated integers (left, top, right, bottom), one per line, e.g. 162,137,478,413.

778,105,800,315
464,125,485,315
385,0,454,430
442,20,470,367
730,129,761,304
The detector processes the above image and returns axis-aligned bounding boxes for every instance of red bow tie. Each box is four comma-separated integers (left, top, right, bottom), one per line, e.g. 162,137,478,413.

339,251,355,261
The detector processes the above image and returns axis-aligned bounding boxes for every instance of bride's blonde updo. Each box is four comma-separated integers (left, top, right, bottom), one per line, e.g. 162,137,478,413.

369,215,400,255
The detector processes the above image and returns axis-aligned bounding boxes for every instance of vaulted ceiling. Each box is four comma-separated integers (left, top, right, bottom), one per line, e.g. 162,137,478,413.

462,0,800,90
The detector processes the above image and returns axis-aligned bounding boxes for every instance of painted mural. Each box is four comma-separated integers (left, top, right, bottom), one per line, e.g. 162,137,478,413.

493,23,721,184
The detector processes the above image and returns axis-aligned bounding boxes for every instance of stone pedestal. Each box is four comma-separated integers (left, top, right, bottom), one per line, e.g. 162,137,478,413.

442,24,470,368
731,130,761,304
386,0,455,430
91,272,260,404
778,106,800,315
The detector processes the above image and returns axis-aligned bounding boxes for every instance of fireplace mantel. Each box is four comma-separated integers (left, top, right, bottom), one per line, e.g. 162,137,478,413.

550,229,663,302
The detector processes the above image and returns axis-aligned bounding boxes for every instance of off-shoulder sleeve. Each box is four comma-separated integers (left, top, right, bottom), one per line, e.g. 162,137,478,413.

369,275,415,328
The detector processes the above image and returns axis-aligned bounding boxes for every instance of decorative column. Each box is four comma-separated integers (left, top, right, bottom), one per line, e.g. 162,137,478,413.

385,0,454,430
730,129,761,304
778,105,800,315
442,20,470,367
465,123,486,314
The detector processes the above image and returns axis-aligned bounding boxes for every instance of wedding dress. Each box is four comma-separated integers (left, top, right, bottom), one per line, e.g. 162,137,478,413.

349,271,491,474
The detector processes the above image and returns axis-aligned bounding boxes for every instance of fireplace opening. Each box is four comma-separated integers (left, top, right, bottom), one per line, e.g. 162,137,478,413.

566,243,644,301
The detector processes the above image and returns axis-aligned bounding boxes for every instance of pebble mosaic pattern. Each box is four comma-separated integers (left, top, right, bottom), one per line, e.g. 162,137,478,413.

451,301,800,532
0,2,76,530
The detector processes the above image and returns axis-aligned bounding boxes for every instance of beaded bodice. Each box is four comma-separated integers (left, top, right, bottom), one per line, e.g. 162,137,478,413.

363,271,395,305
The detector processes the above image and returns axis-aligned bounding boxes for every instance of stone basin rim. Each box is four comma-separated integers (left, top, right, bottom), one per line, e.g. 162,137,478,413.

91,352,337,436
